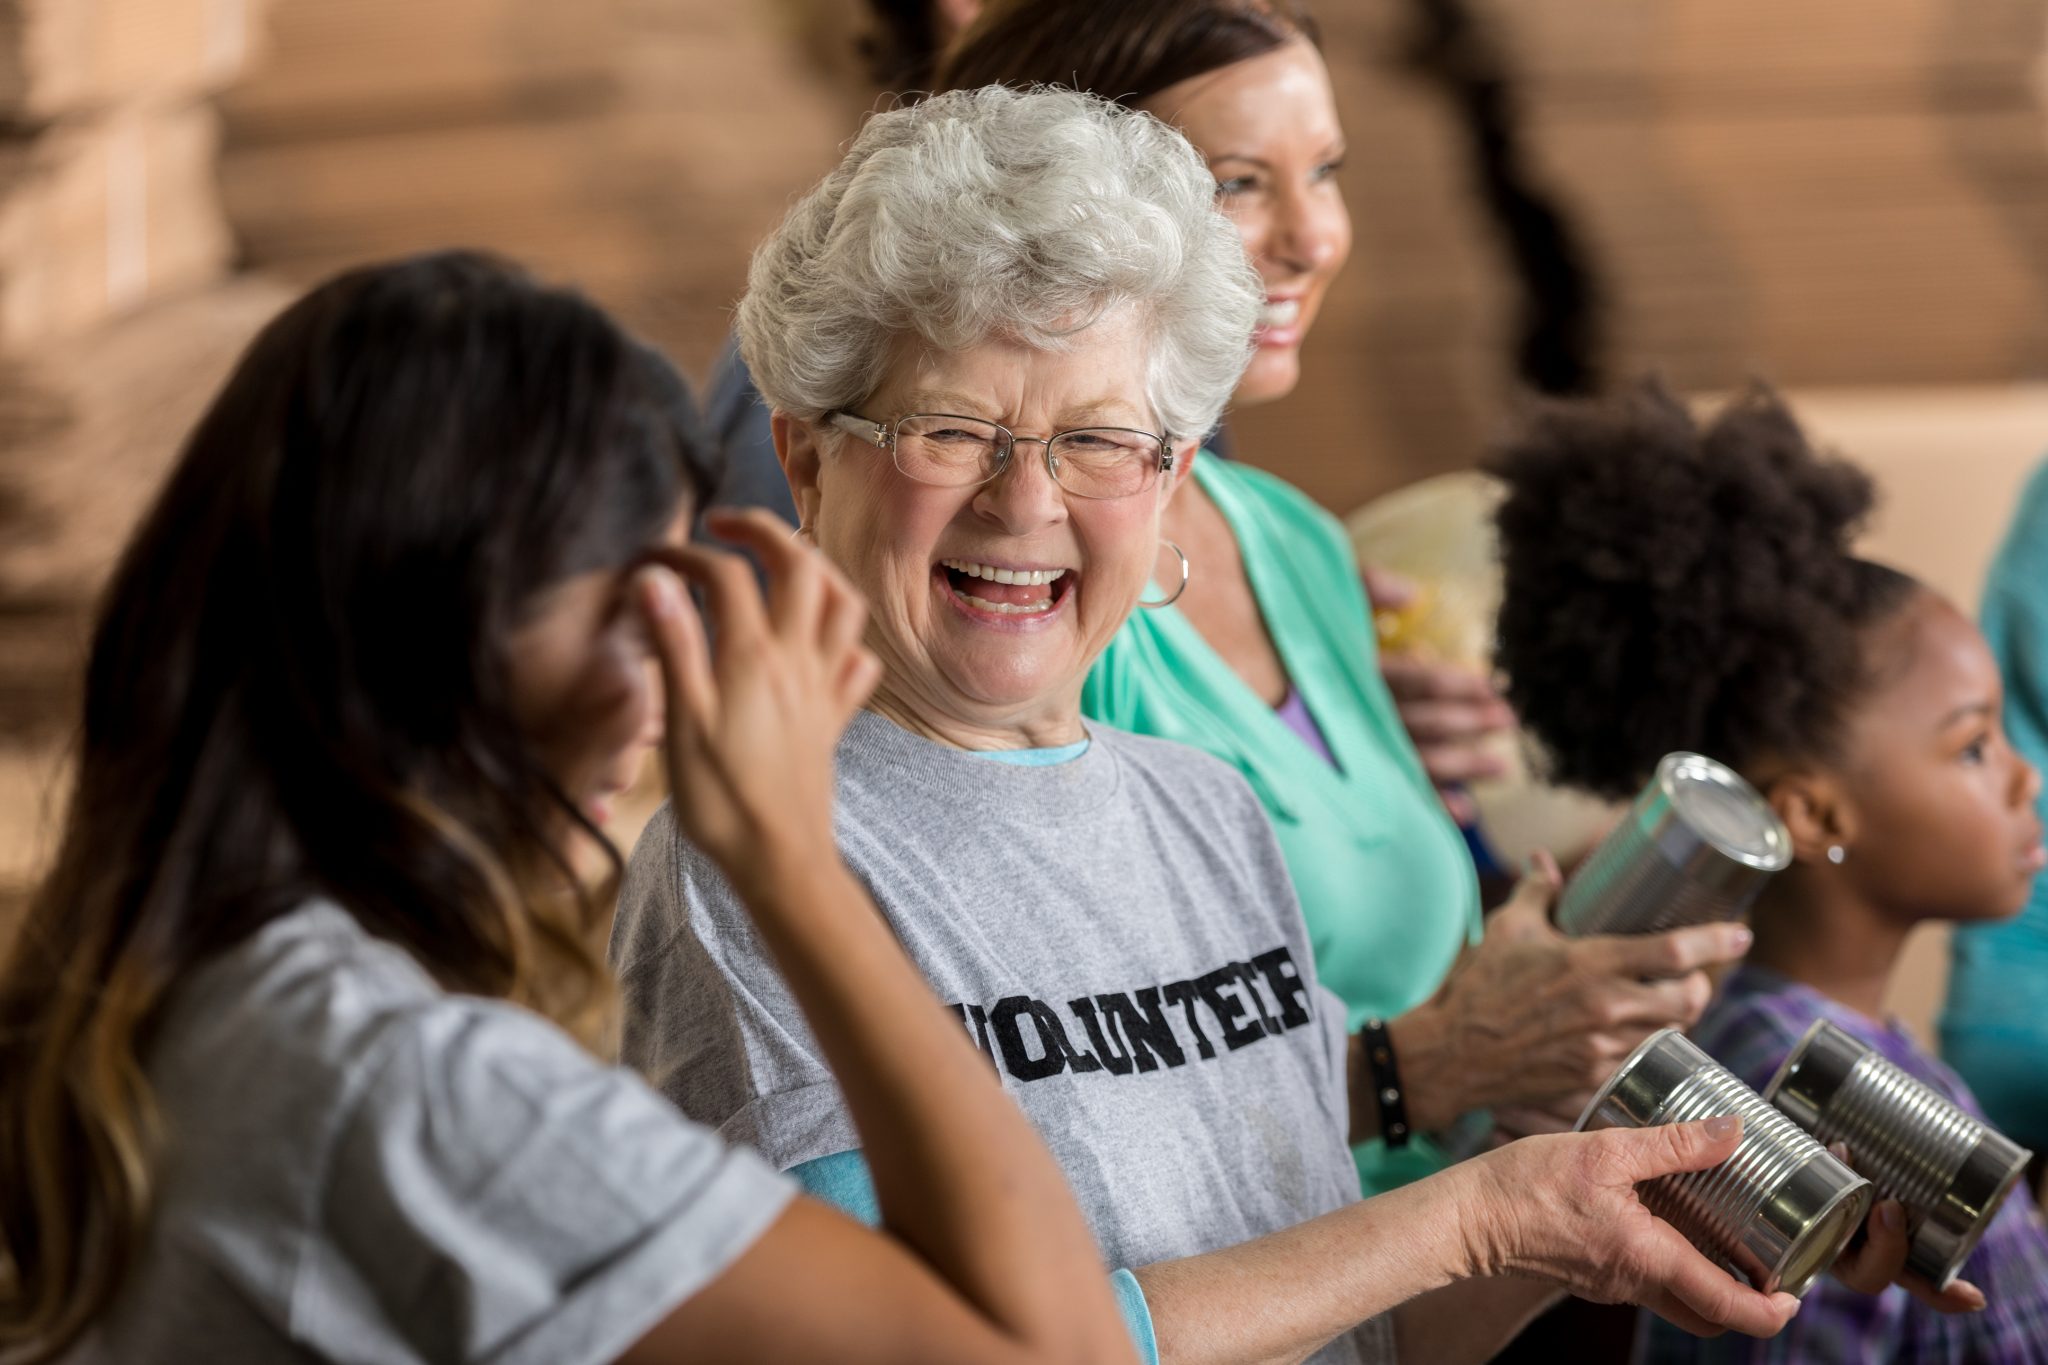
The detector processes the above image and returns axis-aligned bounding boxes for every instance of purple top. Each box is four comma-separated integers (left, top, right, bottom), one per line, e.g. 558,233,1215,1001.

1274,687,1337,768
1641,966,2048,1365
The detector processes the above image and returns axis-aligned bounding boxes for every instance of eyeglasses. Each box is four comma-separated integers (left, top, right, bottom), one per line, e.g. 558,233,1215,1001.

825,410,1175,501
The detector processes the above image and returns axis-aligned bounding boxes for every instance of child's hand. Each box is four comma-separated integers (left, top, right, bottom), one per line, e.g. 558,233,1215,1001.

1828,1168,1988,1314
636,509,880,881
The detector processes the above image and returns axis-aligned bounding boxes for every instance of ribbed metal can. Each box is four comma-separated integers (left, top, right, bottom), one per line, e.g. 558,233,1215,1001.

1765,1019,2034,1290
1556,752,1792,937
1577,1028,1872,1296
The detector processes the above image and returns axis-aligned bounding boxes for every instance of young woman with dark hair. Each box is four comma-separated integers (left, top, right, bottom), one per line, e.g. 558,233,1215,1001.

0,250,1136,1365
1492,382,2048,1364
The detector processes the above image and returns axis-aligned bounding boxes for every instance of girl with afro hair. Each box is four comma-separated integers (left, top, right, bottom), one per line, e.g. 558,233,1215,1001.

1492,382,2048,1364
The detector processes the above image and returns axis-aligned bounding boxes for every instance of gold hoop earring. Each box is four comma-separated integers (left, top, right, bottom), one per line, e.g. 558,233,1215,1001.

1139,540,1189,610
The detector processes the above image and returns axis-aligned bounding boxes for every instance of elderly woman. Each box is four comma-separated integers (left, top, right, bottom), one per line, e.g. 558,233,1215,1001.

935,0,1749,1199
612,87,1796,1365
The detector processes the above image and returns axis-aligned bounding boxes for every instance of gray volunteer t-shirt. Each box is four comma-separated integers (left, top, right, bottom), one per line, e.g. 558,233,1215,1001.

75,902,793,1365
614,710,1393,1365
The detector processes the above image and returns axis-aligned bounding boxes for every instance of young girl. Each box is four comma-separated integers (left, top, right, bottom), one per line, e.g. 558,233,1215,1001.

0,251,1136,1365
1492,382,2048,1363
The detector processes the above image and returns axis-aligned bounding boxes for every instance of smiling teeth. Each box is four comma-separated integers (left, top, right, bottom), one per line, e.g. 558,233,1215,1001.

1259,298,1301,327
942,559,1068,586
960,593,1053,614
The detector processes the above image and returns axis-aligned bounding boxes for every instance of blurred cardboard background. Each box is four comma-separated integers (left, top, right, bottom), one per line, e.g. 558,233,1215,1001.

4,0,2048,1038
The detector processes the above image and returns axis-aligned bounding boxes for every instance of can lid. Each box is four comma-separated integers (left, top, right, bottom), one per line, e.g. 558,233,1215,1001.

1575,1027,1700,1132
1911,1128,2035,1289
1654,753,1792,872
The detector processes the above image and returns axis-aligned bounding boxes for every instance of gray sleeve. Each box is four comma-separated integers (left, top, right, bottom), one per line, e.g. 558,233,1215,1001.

612,806,862,1170
296,999,795,1365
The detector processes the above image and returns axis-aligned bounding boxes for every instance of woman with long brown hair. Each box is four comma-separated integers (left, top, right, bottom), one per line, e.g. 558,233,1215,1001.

0,250,1136,1365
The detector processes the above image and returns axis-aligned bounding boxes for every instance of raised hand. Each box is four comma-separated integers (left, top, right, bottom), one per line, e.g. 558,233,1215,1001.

635,508,880,881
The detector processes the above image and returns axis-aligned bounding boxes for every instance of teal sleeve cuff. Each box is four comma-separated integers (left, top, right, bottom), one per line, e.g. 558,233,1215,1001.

787,1149,881,1226
1111,1267,1160,1364
793,1152,1156,1364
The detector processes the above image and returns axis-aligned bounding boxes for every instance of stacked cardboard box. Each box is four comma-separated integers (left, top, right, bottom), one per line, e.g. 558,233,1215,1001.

0,272,290,929
0,0,257,346
0,277,290,604
219,0,645,340
1496,0,2048,394
219,0,854,375
227,0,615,135
0,0,279,927
0,0,258,120
1481,0,2041,104
0,104,231,349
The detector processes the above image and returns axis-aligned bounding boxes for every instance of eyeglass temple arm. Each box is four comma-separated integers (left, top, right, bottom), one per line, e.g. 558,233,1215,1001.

825,410,891,448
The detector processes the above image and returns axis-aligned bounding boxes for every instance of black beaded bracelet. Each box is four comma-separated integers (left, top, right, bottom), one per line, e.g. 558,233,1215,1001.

1359,1016,1411,1149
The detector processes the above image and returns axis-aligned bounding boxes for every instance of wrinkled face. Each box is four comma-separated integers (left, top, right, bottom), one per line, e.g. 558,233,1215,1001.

504,511,687,832
797,311,1187,733
1835,591,2044,922
1144,39,1352,407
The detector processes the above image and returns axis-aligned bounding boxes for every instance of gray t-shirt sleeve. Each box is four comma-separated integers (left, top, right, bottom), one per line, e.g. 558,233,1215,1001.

296,999,795,1365
614,805,861,1170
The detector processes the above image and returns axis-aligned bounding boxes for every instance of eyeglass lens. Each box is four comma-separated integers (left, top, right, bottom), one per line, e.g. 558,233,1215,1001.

891,414,1163,499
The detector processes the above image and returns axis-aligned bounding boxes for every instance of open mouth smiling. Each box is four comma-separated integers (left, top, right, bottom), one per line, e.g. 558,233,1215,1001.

937,558,1077,620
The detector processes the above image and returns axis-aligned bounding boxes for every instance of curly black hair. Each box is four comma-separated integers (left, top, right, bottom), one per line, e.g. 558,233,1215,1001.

1490,381,1918,800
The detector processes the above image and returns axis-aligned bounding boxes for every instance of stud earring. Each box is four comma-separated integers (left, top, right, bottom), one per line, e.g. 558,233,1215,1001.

1826,845,1846,865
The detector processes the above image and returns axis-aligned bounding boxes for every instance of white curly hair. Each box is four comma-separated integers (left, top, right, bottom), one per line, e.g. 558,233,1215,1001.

735,84,1262,442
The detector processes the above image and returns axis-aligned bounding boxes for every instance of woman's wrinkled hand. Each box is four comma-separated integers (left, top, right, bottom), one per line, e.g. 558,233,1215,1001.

635,508,881,880
1462,1118,1802,1338
1396,853,1751,1133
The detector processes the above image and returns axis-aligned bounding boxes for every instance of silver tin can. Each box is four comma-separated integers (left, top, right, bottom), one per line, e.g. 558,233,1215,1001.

1765,1019,2034,1290
1556,752,1792,937
1577,1028,1872,1295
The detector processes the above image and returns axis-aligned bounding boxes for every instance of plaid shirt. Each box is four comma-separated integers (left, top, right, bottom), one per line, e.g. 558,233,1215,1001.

1639,967,2048,1365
